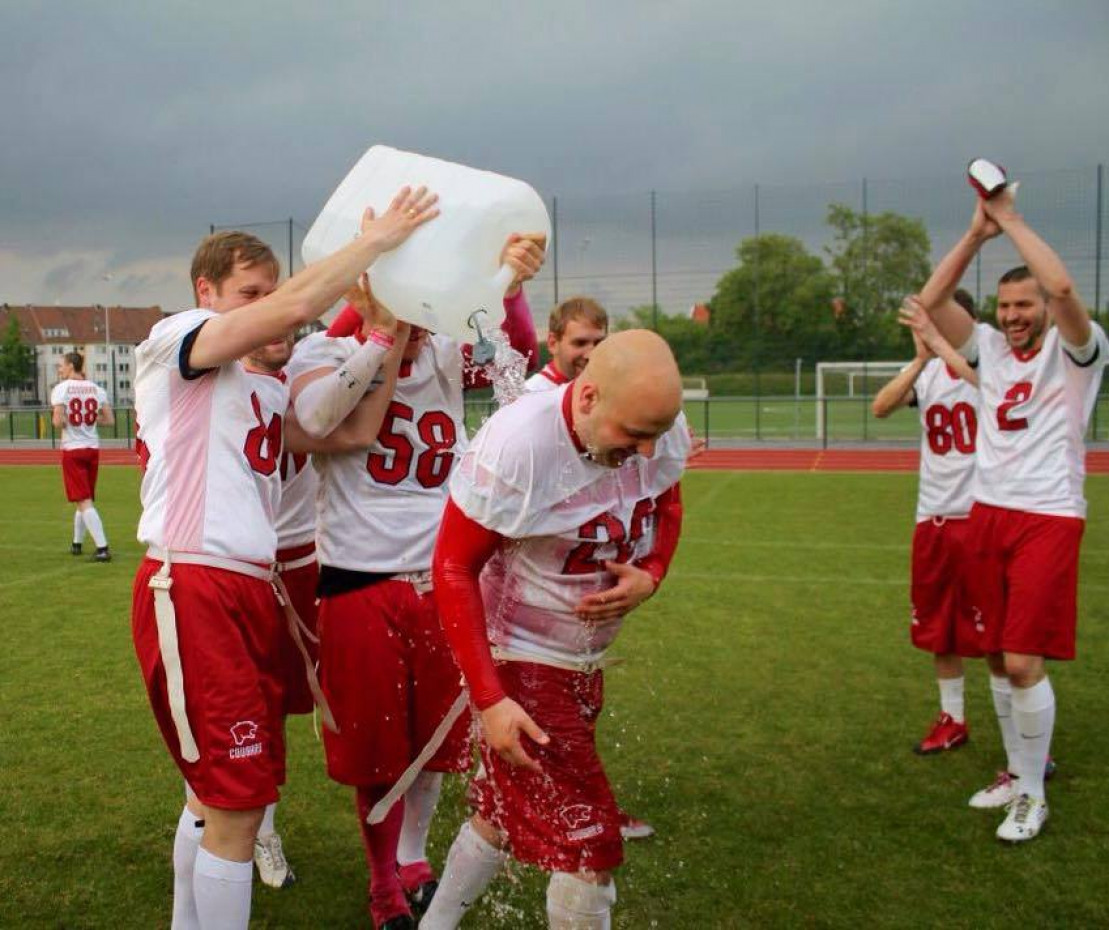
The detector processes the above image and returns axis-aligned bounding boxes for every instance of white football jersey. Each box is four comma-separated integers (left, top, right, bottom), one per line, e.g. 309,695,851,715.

451,385,690,666
913,359,979,522
524,362,570,393
51,379,109,450
275,449,317,551
968,321,1109,519
135,309,287,563
286,331,468,573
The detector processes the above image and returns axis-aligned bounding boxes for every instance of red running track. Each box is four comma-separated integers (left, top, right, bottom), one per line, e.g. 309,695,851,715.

5,447,1109,473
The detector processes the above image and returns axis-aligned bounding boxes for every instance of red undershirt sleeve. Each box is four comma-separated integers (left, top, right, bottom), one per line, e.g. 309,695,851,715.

327,305,362,338
432,497,508,710
634,482,684,588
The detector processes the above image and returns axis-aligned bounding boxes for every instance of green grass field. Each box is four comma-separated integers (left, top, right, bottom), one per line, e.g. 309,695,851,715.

3,466,1109,928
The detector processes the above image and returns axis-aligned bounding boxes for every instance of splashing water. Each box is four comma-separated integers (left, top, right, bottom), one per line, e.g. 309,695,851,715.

485,328,529,408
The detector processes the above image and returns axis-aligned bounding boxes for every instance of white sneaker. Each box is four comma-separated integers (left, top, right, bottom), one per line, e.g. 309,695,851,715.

254,832,297,888
996,794,1048,843
968,771,1017,809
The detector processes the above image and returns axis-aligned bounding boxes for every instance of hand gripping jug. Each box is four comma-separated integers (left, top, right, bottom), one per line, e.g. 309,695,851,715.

302,145,551,346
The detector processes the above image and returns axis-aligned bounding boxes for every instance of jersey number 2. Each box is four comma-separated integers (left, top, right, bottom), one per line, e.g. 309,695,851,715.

997,382,1032,432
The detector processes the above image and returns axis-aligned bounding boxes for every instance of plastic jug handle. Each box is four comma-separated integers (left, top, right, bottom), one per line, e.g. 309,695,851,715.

493,264,516,295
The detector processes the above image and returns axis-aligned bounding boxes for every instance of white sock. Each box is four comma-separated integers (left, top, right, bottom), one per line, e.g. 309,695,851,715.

938,676,965,723
420,821,508,930
1011,677,1055,801
73,510,85,545
989,674,1020,774
398,771,442,866
172,806,204,930
546,872,616,930
193,848,252,930
258,802,277,839
83,506,108,548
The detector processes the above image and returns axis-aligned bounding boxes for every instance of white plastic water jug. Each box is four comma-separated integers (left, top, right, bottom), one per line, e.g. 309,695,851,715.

302,146,551,344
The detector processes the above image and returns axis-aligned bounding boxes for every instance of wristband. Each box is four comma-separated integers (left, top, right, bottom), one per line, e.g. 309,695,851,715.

368,330,395,349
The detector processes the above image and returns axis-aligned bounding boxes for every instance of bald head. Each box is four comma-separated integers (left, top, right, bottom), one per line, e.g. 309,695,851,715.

583,329,683,415
573,329,684,467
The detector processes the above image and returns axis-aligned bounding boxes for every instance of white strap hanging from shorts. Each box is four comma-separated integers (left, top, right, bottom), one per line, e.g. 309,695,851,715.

272,573,338,733
148,552,200,763
366,687,470,825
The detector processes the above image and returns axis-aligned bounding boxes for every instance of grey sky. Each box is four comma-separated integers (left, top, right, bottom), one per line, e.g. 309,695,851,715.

2,1,1107,315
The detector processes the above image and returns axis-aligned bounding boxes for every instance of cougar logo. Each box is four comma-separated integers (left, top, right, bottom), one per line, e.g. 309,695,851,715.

559,804,595,830
230,721,259,746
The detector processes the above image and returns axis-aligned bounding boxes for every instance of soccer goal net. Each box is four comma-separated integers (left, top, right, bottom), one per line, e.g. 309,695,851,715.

815,361,905,439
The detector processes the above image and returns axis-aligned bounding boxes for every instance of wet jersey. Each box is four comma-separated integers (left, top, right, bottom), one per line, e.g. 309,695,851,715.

967,321,1109,519
135,309,287,563
51,379,109,450
914,359,979,522
286,331,467,573
450,384,690,666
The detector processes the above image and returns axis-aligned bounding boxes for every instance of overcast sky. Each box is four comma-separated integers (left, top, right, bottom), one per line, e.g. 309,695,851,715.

3,1,1108,316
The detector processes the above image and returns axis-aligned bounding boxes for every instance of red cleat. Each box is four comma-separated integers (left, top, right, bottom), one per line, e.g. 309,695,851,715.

913,712,969,755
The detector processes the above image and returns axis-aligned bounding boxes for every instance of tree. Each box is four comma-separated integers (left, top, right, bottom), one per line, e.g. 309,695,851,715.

0,317,34,403
708,233,839,367
825,204,932,357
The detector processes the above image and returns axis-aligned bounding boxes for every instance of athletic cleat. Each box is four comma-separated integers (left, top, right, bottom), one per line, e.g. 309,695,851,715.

94,546,112,563
913,713,969,755
406,880,438,919
70,543,83,556
996,794,1048,843
378,916,416,930
398,860,437,918
1045,756,1057,780
254,832,296,888
619,811,656,840
968,771,1018,809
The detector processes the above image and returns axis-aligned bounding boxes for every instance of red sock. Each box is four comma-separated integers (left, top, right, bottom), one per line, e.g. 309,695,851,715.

355,786,409,927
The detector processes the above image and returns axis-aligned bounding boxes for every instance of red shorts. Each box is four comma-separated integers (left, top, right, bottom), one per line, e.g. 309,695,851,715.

276,544,319,716
470,662,624,874
319,579,470,787
132,558,286,810
910,518,983,658
62,448,99,502
966,503,1085,660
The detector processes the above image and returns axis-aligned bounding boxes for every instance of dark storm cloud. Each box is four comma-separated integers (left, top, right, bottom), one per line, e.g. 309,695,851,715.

2,1,1107,310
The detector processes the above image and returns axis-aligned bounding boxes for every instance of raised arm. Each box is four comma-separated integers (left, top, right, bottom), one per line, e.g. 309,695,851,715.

871,342,930,419
285,341,404,454
290,277,401,439
918,201,1000,349
188,187,439,370
899,296,979,388
462,234,545,388
983,186,1091,347
433,498,549,770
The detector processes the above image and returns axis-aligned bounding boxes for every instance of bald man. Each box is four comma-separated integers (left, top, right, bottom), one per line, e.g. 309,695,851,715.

423,330,691,929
